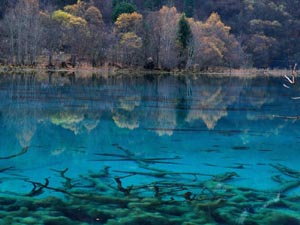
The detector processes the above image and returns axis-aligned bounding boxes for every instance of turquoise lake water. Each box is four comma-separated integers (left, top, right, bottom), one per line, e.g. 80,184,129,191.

0,73,300,224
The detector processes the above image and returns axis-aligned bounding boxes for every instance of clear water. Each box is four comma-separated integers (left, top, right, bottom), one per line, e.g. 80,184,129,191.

1,73,300,225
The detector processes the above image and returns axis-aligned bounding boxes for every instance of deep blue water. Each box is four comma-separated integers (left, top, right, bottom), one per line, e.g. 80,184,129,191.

1,73,300,224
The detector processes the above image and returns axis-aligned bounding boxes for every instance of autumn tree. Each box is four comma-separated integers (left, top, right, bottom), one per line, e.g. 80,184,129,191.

189,13,243,70
54,2,107,67
1,0,284,70
52,9,88,67
114,12,143,66
64,0,88,17
115,12,142,34
119,32,142,65
204,13,243,68
84,6,105,66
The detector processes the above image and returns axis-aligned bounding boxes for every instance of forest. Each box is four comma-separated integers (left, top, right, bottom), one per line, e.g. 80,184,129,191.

0,0,299,70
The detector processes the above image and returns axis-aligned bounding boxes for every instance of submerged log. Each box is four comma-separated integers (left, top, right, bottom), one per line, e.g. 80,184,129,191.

0,146,29,160
270,163,300,178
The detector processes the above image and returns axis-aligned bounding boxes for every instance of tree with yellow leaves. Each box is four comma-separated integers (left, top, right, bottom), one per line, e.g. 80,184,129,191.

204,13,243,68
52,9,88,67
114,12,143,66
52,10,87,28
52,1,107,67
189,13,243,70
119,32,142,66
63,0,88,17
84,6,105,66
115,12,143,34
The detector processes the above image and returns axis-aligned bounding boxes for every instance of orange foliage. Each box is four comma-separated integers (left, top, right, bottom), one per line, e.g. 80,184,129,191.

85,6,103,27
188,12,241,67
159,6,178,17
120,32,142,49
115,12,143,33
64,1,87,17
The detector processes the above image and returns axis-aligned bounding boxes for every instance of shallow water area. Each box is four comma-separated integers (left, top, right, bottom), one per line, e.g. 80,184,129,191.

0,72,300,225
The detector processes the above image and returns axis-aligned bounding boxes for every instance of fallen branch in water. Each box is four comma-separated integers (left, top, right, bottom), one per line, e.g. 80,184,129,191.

276,180,300,194
25,178,50,197
93,151,182,165
113,169,212,180
270,163,300,178
0,166,15,173
114,176,133,196
0,146,29,160
51,168,77,190
24,178,76,197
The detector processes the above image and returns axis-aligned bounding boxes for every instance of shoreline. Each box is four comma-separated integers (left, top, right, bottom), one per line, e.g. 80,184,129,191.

0,66,291,78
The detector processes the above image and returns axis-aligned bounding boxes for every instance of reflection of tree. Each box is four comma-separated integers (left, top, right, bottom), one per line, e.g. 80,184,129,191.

83,117,100,133
50,110,100,135
36,72,72,86
16,111,37,147
186,87,227,129
156,109,176,136
154,76,178,136
113,110,139,130
2,72,295,150
6,75,38,147
243,78,274,108
118,95,141,111
185,77,241,129
51,111,84,135
112,95,141,130
242,78,284,138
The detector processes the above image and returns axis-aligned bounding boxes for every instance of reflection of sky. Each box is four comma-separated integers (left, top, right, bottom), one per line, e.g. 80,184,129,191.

0,73,300,193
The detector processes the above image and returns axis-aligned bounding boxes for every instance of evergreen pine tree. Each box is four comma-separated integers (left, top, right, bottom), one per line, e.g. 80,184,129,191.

177,13,192,68
112,1,137,21
177,13,192,49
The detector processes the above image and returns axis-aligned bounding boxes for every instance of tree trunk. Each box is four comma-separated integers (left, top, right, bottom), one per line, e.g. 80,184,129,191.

71,54,76,68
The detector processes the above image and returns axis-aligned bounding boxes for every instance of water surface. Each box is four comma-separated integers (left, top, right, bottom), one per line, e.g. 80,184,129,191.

0,73,300,224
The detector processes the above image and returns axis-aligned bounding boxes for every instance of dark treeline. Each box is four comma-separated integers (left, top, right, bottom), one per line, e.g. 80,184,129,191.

0,0,299,70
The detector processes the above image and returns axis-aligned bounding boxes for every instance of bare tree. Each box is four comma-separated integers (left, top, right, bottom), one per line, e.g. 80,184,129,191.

158,6,179,70
144,11,161,67
40,10,62,68
4,0,40,65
